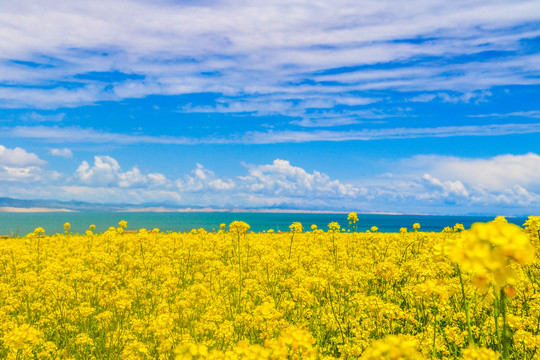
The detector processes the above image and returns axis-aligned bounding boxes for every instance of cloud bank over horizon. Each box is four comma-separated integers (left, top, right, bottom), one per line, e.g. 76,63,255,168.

0,144,539,215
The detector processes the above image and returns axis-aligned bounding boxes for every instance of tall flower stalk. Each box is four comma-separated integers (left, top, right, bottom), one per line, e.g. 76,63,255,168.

288,222,303,260
450,220,535,358
229,221,250,314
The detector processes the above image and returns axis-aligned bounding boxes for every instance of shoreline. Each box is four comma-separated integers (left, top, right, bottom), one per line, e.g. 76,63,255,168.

0,207,77,213
0,206,437,216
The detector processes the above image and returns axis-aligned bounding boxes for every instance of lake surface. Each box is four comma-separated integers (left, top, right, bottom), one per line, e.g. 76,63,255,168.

0,212,528,236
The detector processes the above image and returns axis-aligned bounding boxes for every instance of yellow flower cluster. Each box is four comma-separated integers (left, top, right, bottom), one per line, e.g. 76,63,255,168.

229,221,250,235
461,345,499,360
450,221,535,289
347,212,358,223
175,325,315,360
289,222,303,233
328,222,340,231
0,216,539,360
360,335,424,359
2,324,43,351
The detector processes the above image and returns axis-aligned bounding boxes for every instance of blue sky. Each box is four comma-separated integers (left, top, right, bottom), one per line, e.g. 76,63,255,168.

1,0,540,215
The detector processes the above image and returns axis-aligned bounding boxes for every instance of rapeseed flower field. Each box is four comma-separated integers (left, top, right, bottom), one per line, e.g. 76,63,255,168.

1,215,540,359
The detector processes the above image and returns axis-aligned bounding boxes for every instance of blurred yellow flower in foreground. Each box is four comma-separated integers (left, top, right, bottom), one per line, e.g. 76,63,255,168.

361,335,424,359
450,221,535,289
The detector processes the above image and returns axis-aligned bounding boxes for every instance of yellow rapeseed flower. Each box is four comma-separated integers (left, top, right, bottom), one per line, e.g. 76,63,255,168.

361,335,424,359
229,221,250,234
348,212,358,223
289,222,303,233
328,222,340,232
450,221,535,289
461,345,500,360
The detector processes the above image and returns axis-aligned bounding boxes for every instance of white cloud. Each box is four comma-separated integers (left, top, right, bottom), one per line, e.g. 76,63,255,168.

0,0,538,110
0,166,45,182
22,112,66,122
49,148,73,158
242,122,540,143
0,145,45,167
0,145,58,182
75,155,167,188
0,85,108,109
180,95,382,120
1,150,539,214
239,159,363,198
407,91,492,104
148,173,167,187
384,153,540,209
4,126,196,145
412,153,540,193
421,174,470,204
66,156,366,208
6,122,540,146
176,163,236,192
468,110,540,119
423,174,469,197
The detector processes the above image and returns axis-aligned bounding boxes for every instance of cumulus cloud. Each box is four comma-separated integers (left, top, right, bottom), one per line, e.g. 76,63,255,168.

0,145,45,167
414,153,540,193
421,174,470,204
66,156,366,208
386,153,540,209
65,153,538,212
240,159,362,198
2,149,539,214
176,164,236,192
75,155,167,188
172,160,364,208
0,145,55,182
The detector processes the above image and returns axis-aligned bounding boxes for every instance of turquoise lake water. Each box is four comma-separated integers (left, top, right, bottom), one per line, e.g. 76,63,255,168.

0,212,528,236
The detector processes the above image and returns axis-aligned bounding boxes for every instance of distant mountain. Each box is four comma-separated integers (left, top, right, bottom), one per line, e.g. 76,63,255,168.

0,197,346,213
1,197,508,216
0,197,156,212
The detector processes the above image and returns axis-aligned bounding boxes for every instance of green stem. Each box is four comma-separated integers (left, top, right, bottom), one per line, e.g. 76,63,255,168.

432,308,437,356
36,236,41,276
351,224,356,267
237,233,242,314
327,284,345,344
332,233,338,270
457,266,474,346
494,289,502,354
500,288,510,359
288,233,294,260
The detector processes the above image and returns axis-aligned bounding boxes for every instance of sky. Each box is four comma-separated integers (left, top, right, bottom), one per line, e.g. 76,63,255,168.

1,0,540,215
